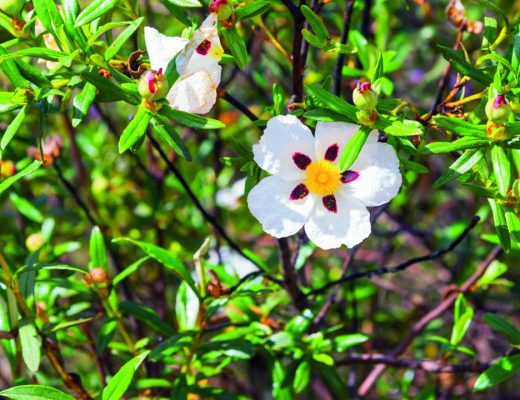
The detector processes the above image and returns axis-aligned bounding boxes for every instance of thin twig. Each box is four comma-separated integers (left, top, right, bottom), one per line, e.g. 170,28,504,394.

338,353,490,373
307,216,480,296
219,89,259,122
279,238,308,310
357,245,502,396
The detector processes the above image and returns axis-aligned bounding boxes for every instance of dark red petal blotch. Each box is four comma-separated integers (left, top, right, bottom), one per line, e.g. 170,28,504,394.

324,143,339,161
290,183,309,200
341,170,360,184
322,195,337,213
292,152,312,170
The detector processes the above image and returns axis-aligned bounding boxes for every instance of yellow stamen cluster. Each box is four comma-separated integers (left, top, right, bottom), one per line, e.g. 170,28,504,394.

305,160,341,196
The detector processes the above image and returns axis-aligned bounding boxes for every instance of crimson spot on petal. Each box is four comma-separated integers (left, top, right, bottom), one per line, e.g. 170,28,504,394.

292,152,312,170
322,195,337,213
290,183,309,200
324,143,339,161
196,40,212,56
341,170,359,184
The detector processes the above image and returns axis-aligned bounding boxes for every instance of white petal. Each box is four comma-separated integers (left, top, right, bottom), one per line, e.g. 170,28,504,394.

247,176,315,238
166,70,219,114
253,115,316,181
314,122,379,163
304,193,371,249
344,141,402,207
144,26,188,72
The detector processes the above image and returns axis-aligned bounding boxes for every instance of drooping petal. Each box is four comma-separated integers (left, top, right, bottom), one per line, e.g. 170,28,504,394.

144,27,188,72
166,69,219,114
253,115,316,181
248,176,315,238
343,140,402,207
304,192,371,249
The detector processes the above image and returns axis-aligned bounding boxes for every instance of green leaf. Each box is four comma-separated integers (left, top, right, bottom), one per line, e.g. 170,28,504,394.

104,17,144,61
151,116,192,160
102,351,150,400
113,257,150,286
484,313,520,345
489,198,510,252
301,5,329,42
168,0,202,6
1,104,28,151
450,294,474,346
33,0,65,40
372,51,384,82
82,71,139,105
72,82,97,127
159,104,225,130
0,385,76,400
434,116,488,138
120,301,175,336
19,318,42,373
384,119,423,136
175,281,200,331
294,360,311,393
9,192,44,223
221,26,250,70
333,333,369,351
75,0,118,27
236,0,271,20
0,161,42,197
0,48,67,62
157,0,191,26
338,126,371,171
302,29,326,48
475,260,508,288
423,137,489,154
437,45,492,86
491,145,511,196
114,238,197,294
90,226,108,270
306,85,358,121
0,47,31,88
474,354,520,391
434,149,483,188
118,106,152,154
506,210,520,243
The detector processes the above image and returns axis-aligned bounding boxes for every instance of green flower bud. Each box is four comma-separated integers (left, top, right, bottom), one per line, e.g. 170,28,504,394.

485,94,511,124
209,0,234,22
486,121,507,141
138,69,169,101
356,109,378,127
353,82,378,110
26,233,45,252
0,0,24,16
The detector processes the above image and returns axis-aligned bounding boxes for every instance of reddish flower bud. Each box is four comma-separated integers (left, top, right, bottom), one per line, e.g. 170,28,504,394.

353,81,378,110
209,0,234,22
138,69,169,101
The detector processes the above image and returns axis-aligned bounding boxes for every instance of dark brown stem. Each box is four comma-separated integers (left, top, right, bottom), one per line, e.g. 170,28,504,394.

219,89,259,122
279,238,307,310
357,245,502,396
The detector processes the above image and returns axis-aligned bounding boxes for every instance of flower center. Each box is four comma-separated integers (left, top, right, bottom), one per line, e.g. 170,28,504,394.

305,160,341,196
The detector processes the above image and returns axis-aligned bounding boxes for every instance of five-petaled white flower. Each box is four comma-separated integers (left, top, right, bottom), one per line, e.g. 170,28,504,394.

247,115,402,250
144,13,224,114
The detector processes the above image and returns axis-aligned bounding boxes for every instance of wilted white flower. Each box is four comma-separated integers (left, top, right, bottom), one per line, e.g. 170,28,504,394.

144,13,223,114
247,115,402,250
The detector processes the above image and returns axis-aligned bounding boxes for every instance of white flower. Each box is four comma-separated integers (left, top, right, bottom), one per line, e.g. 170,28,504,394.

247,115,402,250
215,178,246,210
144,14,224,114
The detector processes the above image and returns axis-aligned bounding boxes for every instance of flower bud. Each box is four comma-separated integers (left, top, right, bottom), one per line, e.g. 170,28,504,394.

0,160,16,177
356,109,378,127
138,69,169,101
486,121,507,141
89,268,108,284
353,82,378,110
209,0,234,21
0,0,25,17
513,179,520,199
26,233,45,252
485,94,511,124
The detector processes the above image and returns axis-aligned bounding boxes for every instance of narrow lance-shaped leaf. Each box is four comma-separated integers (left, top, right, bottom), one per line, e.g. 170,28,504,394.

437,45,493,86
0,385,76,400
301,5,329,42
104,17,144,61
0,161,42,197
19,318,42,373
1,104,28,151
72,82,97,127
434,149,484,188
102,351,150,400
75,0,119,27
491,144,511,196
159,104,225,130
90,226,108,270
484,313,520,345
338,126,371,171
221,26,250,70
306,84,358,121
151,116,192,161
488,198,511,253
474,354,520,391
434,115,488,138
118,105,152,154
